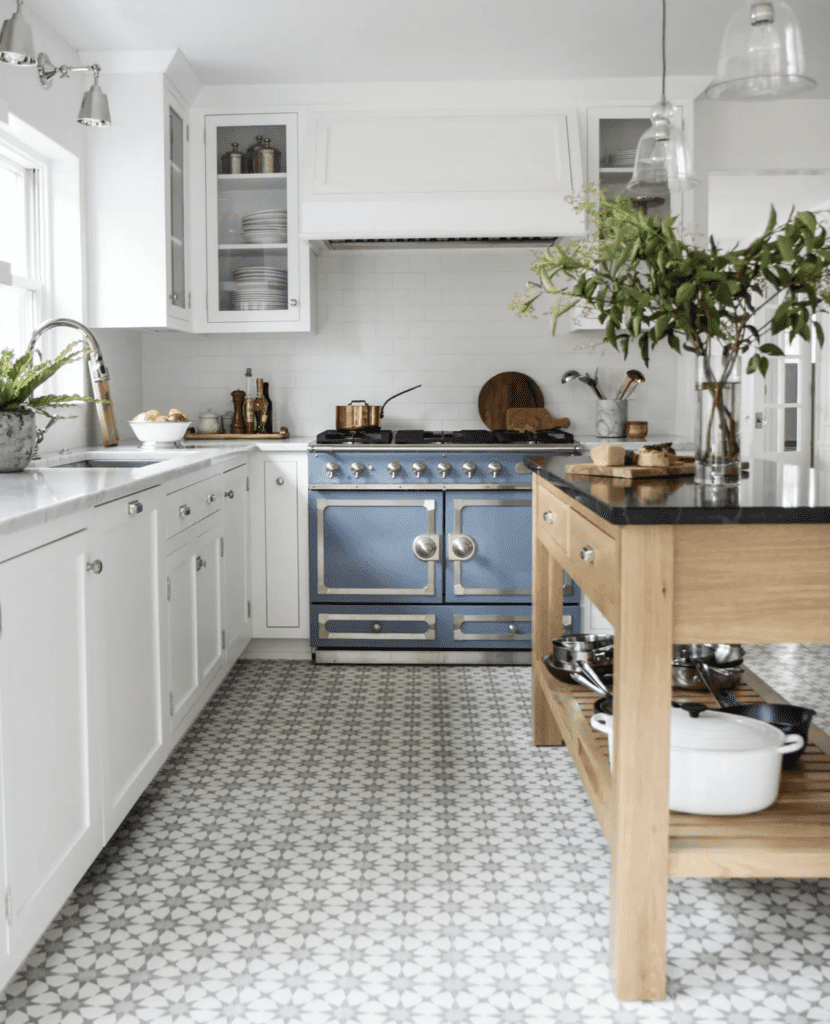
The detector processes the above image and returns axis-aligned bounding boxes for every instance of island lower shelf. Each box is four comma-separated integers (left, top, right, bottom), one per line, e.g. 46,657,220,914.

534,659,830,879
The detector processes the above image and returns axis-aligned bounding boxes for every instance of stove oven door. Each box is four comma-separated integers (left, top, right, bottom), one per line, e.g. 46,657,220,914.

444,491,531,602
310,491,444,601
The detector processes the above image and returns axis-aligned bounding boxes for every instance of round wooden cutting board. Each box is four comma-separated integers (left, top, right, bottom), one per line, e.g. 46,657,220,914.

478,372,545,429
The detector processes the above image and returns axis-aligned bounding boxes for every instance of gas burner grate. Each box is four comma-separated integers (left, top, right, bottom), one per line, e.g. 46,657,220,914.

394,429,498,445
316,429,393,445
493,428,575,445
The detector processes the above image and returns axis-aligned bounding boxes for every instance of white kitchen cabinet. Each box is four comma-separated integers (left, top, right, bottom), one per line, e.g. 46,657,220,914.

193,112,311,332
222,462,251,662
86,66,194,330
0,529,102,980
250,451,310,639
88,488,166,841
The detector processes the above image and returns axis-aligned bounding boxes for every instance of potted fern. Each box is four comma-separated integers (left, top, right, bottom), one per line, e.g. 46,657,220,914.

0,342,100,471
511,185,830,483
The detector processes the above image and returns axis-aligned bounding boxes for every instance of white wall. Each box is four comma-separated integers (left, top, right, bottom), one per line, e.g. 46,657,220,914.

140,248,682,440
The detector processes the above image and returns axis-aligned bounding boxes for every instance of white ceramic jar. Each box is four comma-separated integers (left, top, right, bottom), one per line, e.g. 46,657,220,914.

198,410,222,434
590,705,804,815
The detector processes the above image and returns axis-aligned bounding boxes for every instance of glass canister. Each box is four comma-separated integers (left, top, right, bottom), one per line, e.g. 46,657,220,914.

219,142,244,174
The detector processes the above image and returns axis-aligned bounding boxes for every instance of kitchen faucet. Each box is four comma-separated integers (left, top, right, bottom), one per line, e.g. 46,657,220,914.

27,317,118,447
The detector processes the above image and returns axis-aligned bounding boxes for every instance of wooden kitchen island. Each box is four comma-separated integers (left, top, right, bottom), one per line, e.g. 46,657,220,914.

526,455,830,1001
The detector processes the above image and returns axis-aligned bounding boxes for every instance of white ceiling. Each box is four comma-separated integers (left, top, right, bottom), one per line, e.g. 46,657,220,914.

19,0,830,89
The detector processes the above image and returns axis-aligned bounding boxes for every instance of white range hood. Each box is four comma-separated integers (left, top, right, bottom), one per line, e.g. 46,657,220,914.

301,109,585,250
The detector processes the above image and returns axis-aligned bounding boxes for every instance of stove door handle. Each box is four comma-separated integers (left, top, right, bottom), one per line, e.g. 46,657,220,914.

412,533,440,561
448,533,477,562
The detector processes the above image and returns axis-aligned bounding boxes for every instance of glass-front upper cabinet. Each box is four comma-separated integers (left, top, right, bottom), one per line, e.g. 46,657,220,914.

205,113,303,327
167,99,187,322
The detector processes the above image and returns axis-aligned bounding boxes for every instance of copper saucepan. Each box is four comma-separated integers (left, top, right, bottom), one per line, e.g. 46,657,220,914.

335,385,421,430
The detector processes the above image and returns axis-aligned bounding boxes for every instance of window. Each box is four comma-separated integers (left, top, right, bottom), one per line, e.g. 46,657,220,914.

0,142,47,355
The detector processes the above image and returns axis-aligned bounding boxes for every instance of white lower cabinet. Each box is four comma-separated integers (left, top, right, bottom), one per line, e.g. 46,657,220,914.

0,529,102,980
221,462,251,661
89,490,165,842
250,451,309,638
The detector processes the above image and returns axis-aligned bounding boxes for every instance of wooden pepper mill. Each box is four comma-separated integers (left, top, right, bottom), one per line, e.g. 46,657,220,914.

230,389,246,433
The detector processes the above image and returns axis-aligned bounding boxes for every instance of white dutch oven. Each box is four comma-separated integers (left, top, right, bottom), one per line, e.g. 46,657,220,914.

590,705,804,815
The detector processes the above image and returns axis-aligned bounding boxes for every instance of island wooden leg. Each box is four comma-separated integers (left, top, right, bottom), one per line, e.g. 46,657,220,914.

532,534,563,746
609,526,674,1000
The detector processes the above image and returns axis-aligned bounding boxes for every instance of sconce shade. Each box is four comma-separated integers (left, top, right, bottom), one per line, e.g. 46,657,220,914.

0,2,35,65
706,0,815,99
78,83,111,127
626,100,699,198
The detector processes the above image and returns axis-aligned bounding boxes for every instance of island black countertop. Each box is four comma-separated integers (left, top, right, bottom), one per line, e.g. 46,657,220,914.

523,454,830,525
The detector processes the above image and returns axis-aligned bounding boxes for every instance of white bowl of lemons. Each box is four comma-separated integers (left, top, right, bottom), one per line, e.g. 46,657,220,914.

129,408,191,444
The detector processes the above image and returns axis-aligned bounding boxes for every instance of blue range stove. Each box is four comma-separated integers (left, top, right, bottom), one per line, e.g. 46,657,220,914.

308,428,582,664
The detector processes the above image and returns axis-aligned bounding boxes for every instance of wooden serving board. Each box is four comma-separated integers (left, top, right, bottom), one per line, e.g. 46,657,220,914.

505,407,570,432
478,372,544,429
566,458,694,479
185,429,290,440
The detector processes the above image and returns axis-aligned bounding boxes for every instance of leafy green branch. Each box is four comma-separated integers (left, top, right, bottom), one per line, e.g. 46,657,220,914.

0,342,102,412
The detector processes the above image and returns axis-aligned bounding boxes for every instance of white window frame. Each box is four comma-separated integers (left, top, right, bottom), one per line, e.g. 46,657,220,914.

0,134,50,353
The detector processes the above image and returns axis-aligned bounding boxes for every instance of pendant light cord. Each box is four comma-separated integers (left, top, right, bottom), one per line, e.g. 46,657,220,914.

661,0,667,103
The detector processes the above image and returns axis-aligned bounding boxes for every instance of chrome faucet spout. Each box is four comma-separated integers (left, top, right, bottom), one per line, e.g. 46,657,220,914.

26,317,118,446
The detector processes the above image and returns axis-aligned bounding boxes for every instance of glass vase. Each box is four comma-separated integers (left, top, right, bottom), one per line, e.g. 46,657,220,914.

694,356,741,485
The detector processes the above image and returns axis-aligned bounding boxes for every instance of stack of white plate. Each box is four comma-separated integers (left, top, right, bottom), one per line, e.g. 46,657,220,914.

232,267,288,310
242,209,288,244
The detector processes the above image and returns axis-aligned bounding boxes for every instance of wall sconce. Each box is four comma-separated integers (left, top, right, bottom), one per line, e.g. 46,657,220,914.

38,54,112,127
0,0,112,126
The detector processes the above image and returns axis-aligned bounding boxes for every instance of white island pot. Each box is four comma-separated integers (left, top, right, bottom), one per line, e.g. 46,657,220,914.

0,408,37,472
590,705,804,815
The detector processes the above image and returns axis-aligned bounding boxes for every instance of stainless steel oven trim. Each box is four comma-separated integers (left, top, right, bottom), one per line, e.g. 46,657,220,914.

316,497,438,596
453,614,531,641
319,612,437,641
309,483,532,491
450,496,532,597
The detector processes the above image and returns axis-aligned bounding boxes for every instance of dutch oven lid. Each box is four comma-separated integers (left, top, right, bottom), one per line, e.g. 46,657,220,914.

670,706,786,752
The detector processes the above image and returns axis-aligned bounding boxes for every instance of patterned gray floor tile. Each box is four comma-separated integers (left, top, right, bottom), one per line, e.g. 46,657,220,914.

2,649,830,1022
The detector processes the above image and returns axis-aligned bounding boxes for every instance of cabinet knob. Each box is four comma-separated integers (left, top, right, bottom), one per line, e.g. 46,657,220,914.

412,534,439,561
449,534,477,561
196,555,207,571
179,504,191,517
289,299,298,307
206,493,217,503
86,559,103,574
127,500,143,515
170,292,178,302
276,477,284,485
224,489,234,499
580,546,595,563
543,510,554,523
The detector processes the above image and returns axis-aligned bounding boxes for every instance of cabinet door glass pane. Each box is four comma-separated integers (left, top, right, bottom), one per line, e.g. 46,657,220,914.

215,123,288,314
169,106,185,309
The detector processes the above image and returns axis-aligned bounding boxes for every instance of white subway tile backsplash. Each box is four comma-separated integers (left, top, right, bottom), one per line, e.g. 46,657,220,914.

140,250,687,439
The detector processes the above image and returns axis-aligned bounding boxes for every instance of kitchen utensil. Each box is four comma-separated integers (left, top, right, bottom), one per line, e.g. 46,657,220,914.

672,659,705,690
335,385,422,431
543,652,612,699
581,368,605,399
478,372,544,430
504,407,569,432
590,704,804,815
616,369,645,401
712,702,815,769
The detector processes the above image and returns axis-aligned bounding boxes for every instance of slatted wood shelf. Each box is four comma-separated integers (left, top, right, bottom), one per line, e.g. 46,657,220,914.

534,658,830,879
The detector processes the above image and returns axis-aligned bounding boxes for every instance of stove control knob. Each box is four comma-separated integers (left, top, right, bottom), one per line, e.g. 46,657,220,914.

412,461,427,478
325,461,340,478
349,461,365,478
437,461,452,479
487,461,503,478
387,461,402,478
462,461,477,478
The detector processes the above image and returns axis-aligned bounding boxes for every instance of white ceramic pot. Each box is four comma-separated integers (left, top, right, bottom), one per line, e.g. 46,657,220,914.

0,407,37,472
590,705,804,815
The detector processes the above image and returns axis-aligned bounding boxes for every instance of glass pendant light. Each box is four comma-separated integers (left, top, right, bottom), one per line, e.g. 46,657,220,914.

706,0,815,100
626,0,698,200
0,0,36,65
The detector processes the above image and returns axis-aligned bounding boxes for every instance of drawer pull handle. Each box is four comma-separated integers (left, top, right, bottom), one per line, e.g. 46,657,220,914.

86,559,103,574
276,478,284,486
224,489,234,499
371,622,383,633
196,555,207,571
543,510,554,523
580,546,595,563
206,493,217,503
179,505,191,517
449,534,477,561
412,534,439,561
127,500,143,515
